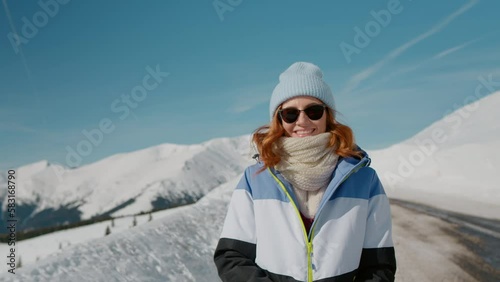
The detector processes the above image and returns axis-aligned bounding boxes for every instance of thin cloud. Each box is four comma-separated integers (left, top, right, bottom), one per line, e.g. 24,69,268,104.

3,0,32,83
402,38,481,74
355,37,483,95
420,67,500,83
432,38,480,60
389,38,480,76
2,0,46,125
230,95,269,114
342,0,479,95
227,84,274,114
0,122,38,134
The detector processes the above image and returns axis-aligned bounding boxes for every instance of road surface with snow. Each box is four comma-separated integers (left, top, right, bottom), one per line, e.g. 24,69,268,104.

391,199,499,282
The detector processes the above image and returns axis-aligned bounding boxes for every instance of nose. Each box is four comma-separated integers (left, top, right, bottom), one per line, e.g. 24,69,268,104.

295,111,311,125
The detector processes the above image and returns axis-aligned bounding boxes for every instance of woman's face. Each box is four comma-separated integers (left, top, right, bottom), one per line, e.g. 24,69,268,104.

279,96,327,138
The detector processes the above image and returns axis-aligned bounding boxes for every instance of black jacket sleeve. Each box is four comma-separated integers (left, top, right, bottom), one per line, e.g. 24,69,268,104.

214,238,273,282
355,247,396,281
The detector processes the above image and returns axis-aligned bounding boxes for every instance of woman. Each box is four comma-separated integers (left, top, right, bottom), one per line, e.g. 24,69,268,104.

214,62,396,281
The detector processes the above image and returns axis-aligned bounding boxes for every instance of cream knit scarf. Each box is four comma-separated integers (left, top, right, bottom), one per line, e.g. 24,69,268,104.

275,132,339,219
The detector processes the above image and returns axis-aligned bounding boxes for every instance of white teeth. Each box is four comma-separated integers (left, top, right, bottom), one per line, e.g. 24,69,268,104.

295,130,314,135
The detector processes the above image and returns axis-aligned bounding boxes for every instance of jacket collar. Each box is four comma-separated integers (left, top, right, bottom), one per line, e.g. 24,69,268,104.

314,147,371,221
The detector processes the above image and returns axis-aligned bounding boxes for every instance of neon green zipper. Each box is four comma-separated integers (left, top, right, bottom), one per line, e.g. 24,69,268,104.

268,168,314,282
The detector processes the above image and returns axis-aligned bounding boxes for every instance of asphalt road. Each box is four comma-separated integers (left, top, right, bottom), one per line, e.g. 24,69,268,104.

390,198,500,282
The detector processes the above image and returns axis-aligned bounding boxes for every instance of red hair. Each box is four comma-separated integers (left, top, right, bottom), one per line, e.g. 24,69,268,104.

252,107,362,172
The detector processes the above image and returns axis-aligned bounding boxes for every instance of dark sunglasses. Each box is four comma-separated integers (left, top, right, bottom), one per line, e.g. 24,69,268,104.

278,104,327,123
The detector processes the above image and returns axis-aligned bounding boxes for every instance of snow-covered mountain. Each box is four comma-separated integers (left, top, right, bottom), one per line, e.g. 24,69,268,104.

0,174,239,281
0,135,254,232
370,91,500,219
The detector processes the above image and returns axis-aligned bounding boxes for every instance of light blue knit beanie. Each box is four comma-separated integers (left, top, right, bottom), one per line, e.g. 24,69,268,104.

269,62,335,120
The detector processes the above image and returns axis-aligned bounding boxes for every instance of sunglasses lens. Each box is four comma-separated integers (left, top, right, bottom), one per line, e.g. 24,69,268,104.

304,105,325,120
279,105,325,123
280,108,300,123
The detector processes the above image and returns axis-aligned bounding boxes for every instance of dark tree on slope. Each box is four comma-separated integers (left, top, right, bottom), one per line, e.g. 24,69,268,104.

148,212,152,222
17,257,22,268
105,226,111,236
111,218,115,227
132,216,137,227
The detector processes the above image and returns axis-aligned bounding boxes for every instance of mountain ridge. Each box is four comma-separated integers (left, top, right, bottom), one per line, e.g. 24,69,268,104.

0,135,254,233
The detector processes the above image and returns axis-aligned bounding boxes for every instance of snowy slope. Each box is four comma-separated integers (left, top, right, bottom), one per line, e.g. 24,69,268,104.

0,206,184,269
370,91,500,219
0,174,240,281
0,135,253,231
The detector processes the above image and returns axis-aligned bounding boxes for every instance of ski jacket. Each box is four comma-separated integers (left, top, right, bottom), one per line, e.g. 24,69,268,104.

214,151,396,281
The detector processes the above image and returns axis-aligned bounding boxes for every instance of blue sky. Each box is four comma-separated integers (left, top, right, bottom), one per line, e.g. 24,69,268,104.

1,0,499,170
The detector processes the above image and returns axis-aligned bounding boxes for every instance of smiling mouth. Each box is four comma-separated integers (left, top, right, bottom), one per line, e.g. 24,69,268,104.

294,129,315,136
